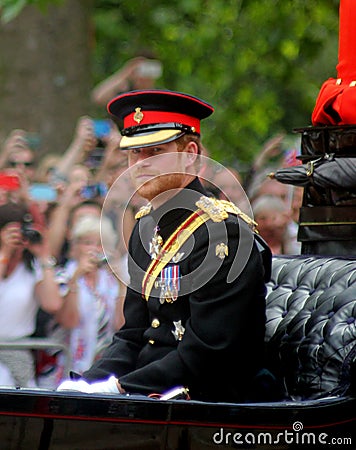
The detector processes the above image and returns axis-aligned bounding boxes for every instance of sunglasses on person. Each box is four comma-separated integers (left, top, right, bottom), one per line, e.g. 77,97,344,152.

8,161,34,168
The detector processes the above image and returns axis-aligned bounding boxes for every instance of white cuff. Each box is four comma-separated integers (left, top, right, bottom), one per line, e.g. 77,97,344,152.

87,375,120,394
57,376,119,394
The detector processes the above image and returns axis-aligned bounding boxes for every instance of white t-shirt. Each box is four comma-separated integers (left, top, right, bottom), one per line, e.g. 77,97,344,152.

0,261,42,340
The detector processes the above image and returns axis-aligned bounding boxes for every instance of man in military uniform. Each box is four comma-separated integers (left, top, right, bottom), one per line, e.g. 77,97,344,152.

58,89,271,402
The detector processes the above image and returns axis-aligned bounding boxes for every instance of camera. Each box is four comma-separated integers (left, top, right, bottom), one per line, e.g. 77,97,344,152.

0,172,20,191
93,119,111,139
81,183,108,200
136,60,162,79
29,183,57,202
84,120,112,169
85,147,105,169
24,132,41,151
95,253,108,267
21,213,42,244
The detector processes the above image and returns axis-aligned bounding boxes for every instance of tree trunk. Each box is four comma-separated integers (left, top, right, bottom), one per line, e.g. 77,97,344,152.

0,0,94,157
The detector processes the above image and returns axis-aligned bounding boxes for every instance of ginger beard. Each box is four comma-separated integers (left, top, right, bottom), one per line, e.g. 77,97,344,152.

135,171,187,202
130,149,193,202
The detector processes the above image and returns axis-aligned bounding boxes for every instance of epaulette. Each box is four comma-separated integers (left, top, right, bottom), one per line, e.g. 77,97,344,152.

220,199,258,231
135,203,152,220
195,196,228,222
195,196,257,231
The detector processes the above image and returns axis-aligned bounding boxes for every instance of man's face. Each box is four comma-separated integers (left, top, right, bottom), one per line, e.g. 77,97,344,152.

128,141,191,202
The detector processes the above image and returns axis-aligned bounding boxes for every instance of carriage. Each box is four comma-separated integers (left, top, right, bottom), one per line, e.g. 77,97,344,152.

0,125,354,449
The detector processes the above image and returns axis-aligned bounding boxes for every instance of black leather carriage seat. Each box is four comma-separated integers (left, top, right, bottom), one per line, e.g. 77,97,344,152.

264,255,356,401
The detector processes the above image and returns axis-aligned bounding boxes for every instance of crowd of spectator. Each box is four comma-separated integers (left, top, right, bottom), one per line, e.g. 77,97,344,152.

0,117,129,388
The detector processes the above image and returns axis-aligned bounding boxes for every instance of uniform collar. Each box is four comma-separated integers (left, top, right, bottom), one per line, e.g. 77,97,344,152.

151,177,207,229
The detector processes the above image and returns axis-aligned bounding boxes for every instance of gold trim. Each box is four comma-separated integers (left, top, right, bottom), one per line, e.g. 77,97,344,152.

196,196,228,222
135,203,152,219
300,221,356,226
120,130,182,149
220,200,258,231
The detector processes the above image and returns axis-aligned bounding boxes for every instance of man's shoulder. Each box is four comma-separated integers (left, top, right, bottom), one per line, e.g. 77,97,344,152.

134,203,152,219
196,195,257,231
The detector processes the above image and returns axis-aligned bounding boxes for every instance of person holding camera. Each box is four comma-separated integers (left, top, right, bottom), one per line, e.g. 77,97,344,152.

37,214,124,388
0,201,62,387
0,128,47,227
50,116,97,183
91,53,163,108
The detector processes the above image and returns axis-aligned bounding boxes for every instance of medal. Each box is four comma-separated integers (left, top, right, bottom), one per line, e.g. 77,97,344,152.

149,226,163,260
159,265,180,304
172,320,185,341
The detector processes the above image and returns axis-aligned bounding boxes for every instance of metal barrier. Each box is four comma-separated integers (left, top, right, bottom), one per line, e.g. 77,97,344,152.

0,338,71,384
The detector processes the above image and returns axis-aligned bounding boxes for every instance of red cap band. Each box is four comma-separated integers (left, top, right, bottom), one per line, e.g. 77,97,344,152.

124,110,201,133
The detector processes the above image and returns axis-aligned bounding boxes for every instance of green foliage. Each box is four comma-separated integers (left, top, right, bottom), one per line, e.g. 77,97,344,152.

92,0,339,166
0,0,62,23
1,0,27,23
2,0,340,167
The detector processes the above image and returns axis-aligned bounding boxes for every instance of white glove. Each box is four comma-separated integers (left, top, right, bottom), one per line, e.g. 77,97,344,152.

57,375,119,394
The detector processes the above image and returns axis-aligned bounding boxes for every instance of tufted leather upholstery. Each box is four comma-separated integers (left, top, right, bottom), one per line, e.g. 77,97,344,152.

265,255,356,401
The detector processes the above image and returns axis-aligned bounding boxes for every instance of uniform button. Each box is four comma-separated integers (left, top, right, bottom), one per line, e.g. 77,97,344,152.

148,339,155,345
151,318,160,328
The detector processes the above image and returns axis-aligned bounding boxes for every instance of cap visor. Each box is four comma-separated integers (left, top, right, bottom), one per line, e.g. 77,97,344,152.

120,129,183,150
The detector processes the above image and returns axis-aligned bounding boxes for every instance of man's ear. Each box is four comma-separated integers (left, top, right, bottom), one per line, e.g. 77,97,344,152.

184,141,199,168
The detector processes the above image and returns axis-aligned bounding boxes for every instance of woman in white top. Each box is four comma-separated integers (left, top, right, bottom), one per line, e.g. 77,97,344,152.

0,201,62,387
49,214,124,385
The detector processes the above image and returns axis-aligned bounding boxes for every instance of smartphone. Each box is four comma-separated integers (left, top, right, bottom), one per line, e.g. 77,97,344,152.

93,119,111,139
85,147,106,168
81,183,108,199
29,183,57,201
0,172,21,191
136,60,162,79
24,132,41,151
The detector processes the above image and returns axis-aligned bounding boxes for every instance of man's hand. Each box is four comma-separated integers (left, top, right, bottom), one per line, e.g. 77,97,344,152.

57,376,120,394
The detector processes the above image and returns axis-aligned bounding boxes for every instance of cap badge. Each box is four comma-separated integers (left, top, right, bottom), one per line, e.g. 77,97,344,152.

134,107,144,124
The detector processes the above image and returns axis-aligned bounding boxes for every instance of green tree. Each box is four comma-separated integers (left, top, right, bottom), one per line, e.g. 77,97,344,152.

1,0,340,167
0,0,93,156
90,0,339,166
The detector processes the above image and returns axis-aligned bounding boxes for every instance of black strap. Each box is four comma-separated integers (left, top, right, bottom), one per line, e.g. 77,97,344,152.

254,233,272,282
